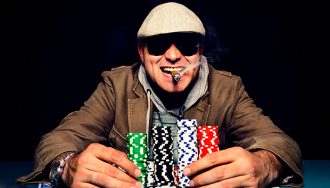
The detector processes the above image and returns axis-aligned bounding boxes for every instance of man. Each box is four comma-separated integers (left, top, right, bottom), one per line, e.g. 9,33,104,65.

18,2,303,188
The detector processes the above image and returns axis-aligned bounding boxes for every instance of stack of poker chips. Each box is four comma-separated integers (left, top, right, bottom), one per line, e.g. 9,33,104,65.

127,123,219,187
152,126,175,187
127,133,148,187
177,119,198,187
146,161,155,187
197,126,220,158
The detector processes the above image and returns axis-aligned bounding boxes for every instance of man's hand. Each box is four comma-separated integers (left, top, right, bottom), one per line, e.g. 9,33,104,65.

61,143,142,188
183,147,282,187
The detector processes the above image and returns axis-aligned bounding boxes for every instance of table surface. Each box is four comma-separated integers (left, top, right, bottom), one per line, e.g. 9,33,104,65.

1,160,329,188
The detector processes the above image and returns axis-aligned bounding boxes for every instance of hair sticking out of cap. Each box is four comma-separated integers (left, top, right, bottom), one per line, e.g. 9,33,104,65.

171,56,207,82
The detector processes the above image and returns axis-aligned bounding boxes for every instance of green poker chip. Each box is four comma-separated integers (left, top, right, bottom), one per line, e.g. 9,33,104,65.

127,132,148,182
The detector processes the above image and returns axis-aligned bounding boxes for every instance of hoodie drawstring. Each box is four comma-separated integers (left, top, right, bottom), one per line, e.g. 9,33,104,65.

146,89,152,148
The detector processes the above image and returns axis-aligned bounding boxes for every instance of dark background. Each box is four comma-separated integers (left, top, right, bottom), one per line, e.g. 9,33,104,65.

2,0,326,161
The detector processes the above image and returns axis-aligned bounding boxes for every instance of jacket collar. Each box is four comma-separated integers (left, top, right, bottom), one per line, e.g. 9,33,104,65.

127,65,148,133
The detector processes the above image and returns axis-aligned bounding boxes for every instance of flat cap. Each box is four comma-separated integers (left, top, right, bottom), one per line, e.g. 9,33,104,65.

137,2,205,38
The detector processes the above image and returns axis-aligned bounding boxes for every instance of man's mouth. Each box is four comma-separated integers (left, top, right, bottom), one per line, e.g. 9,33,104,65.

161,67,185,74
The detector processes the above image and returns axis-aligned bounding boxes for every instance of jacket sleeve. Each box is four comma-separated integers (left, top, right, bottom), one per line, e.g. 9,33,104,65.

226,76,303,187
17,75,116,184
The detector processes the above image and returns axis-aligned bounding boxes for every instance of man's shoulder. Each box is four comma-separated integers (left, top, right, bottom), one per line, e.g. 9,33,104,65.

101,63,139,78
208,64,239,79
99,63,140,89
212,69,233,77
110,64,135,71
207,65,244,99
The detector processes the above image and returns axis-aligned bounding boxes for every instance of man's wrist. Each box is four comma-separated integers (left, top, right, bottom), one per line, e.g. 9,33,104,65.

252,150,282,184
49,151,77,188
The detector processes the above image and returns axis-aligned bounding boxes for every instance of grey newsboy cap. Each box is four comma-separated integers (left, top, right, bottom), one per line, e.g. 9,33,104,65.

137,2,205,38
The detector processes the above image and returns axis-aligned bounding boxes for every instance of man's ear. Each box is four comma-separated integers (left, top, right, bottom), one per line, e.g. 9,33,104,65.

138,44,144,62
198,45,204,55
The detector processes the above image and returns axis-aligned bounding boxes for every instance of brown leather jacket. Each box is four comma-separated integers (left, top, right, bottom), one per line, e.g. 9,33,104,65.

17,63,303,186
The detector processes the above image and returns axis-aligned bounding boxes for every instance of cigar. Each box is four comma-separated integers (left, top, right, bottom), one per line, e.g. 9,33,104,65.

171,71,181,82
170,57,205,82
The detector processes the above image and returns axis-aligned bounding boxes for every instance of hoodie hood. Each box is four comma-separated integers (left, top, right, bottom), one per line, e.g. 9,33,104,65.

138,55,209,117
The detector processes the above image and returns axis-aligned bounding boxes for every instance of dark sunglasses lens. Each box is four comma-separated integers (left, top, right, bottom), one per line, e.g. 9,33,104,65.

147,42,170,56
147,41,199,56
145,33,202,56
177,41,199,56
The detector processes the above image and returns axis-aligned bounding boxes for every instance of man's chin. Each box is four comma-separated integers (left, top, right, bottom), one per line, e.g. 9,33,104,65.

157,80,190,93
161,87,186,93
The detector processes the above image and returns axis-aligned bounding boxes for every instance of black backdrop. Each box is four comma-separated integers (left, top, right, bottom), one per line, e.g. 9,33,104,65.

2,0,326,160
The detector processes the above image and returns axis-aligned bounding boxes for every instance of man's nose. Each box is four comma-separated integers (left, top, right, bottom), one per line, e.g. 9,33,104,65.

165,44,181,63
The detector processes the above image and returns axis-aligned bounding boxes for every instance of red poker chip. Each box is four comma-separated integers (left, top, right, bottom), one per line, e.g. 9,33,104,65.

197,126,220,158
199,145,219,158
198,130,219,145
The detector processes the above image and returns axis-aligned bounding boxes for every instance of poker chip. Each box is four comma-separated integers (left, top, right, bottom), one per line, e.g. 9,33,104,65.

147,161,155,187
197,125,220,158
173,165,179,186
177,119,198,187
127,133,148,187
152,126,175,187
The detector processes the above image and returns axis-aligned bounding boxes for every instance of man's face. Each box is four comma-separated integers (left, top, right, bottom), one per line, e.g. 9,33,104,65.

138,33,203,93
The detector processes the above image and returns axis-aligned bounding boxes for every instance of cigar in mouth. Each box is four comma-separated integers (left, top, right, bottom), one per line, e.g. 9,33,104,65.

171,71,181,82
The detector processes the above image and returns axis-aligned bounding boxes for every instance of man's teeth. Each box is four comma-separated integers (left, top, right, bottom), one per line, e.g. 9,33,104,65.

162,67,184,72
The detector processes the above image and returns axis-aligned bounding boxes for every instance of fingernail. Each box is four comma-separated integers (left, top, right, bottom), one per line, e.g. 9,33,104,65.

134,169,141,177
189,180,195,187
183,167,191,176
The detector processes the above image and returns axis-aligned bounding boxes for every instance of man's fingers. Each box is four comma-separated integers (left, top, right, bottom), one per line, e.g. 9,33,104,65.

85,143,141,178
81,156,138,183
76,183,99,188
72,169,142,188
189,162,244,186
197,174,252,188
184,147,249,177
184,147,241,177
90,171,141,188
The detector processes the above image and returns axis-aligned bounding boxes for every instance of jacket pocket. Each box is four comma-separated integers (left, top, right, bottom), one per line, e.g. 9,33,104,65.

109,126,127,153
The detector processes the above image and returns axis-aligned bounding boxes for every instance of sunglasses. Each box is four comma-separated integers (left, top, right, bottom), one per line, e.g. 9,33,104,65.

142,33,203,56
